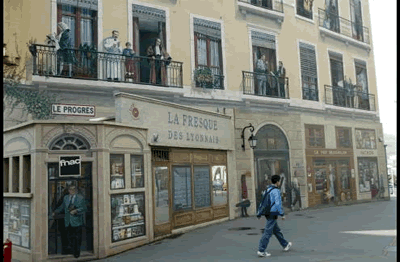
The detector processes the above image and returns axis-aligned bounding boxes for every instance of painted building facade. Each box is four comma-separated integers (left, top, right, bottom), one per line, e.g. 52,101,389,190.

4,0,389,261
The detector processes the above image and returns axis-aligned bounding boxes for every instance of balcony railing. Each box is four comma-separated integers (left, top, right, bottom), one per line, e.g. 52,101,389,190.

30,44,183,88
325,85,375,111
318,8,370,45
194,65,224,90
238,0,284,13
242,71,289,99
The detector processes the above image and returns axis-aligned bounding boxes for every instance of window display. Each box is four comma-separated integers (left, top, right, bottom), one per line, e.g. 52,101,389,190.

194,166,211,208
212,165,228,206
355,129,376,149
131,155,144,188
111,193,145,242
314,168,327,192
3,198,31,249
336,127,352,148
110,154,125,190
358,157,378,193
173,166,192,211
306,125,325,148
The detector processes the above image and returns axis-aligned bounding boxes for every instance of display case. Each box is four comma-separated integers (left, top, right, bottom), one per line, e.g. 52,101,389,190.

131,155,144,188
110,154,125,190
111,193,145,242
3,199,31,249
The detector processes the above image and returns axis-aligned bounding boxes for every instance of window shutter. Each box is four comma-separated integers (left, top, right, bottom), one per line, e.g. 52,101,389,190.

299,42,318,81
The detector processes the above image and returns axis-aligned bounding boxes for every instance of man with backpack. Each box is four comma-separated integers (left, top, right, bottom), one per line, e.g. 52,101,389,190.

256,174,292,257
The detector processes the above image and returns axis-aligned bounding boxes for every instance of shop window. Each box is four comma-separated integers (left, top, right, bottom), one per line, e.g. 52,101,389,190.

194,166,211,208
154,166,169,224
3,198,31,249
305,125,325,148
23,155,31,193
131,155,144,188
297,0,313,20
299,42,318,101
336,127,352,148
12,156,20,193
212,165,228,206
111,193,145,242
173,166,192,211
355,129,376,149
358,158,379,194
50,135,90,150
314,168,327,192
194,18,224,89
4,158,10,193
57,2,98,48
110,155,125,190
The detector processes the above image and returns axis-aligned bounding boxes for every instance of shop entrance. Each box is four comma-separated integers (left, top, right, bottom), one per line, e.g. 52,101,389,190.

48,162,93,256
253,124,290,208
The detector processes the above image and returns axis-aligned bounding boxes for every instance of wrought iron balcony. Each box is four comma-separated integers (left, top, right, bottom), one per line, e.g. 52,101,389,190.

238,0,284,13
318,8,370,45
242,71,289,99
194,65,224,90
30,44,183,88
325,85,376,111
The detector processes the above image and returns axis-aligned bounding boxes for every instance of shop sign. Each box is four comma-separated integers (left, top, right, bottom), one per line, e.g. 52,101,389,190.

52,103,95,116
360,150,375,155
312,149,349,156
59,156,81,177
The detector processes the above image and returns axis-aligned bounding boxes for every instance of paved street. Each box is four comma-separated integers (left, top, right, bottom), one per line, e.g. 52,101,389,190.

96,197,396,262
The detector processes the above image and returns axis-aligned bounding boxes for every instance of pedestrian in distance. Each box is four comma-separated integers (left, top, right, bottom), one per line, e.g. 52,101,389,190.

256,174,292,257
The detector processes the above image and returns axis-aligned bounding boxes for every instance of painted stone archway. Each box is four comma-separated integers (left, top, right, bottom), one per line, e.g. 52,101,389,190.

253,124,291,209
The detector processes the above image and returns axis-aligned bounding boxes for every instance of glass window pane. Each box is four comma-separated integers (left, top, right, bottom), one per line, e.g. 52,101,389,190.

131,155,144,188
314,168,327,192
154,166,169,224
212,165,228,206
3,198,31,249
110,155,125,190
194,166,211,208
173,166,192,210
111,193,145,242
80,18,93,46
358,158,379,194
62,16,75,47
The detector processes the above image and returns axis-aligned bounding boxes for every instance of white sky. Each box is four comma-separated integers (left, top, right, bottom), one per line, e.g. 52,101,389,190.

369,0,397,136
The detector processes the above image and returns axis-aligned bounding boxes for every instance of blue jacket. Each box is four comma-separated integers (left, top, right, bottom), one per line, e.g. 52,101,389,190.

54,193,87,227
257,185,285,217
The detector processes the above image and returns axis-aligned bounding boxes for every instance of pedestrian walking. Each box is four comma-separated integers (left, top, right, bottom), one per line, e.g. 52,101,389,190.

256,174,292,257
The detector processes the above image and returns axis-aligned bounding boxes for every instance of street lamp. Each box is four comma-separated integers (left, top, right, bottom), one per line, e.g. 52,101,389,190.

241,123,257,151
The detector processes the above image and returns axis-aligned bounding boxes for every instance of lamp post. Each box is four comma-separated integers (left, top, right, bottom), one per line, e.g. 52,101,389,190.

241,123,257,151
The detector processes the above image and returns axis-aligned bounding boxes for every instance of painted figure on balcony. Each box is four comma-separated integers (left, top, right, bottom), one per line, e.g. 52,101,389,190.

274,61,286,98
103,30,122,80
122,42,136,81
146,38,168,85
344,77,354,108
255,54,268,96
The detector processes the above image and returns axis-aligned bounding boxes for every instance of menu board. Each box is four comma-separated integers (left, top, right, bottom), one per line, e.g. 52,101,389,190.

173,167,192,210
3,199,30,249
194,166,211,208
111,193,145,242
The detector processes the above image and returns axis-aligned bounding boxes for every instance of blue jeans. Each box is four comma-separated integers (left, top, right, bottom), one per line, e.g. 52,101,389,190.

258,217,288,252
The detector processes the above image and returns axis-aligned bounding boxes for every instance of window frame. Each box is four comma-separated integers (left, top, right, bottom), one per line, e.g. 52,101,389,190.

335,127,352,149
296,0,314,20
299,41,319,101
194,32,224,74
305,124,325,148
355,128,376,149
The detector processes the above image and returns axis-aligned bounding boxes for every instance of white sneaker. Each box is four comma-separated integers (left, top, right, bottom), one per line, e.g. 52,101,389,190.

257,251,271,257
283,242,292,251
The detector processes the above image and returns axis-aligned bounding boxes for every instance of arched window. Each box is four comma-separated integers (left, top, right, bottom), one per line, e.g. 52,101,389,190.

255,125,288,150
50,135,90,150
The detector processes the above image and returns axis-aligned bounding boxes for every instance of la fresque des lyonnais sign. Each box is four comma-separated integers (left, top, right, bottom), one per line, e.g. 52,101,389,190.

59,156,81,177
115,93,233,150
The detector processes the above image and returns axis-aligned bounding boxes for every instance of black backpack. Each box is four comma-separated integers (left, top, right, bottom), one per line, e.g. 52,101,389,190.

256,187,277,217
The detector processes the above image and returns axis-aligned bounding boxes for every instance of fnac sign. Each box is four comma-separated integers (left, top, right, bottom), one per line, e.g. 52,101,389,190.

59,156,81,177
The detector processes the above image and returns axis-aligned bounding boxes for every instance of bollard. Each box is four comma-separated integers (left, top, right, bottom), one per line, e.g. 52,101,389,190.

3,239,12,262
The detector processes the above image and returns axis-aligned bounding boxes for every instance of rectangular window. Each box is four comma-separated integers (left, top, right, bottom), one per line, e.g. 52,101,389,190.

194,166,211,208
111,193,145,242
194,18,223,89
23,155,31,193
305,125,325,148
4,158,10,193
131,155,144,188
173,166,192,210
154,166,169,224
350,0,364,41
358,157,378,193
3,198,31,249
12,156,20,193
212,165,228,206
58,4,97,48
329,52,344,87
336,127,352,148
110,154,125,190
355,129,376,149
299,42,318,101
355,60,370,110
297,0,313,19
